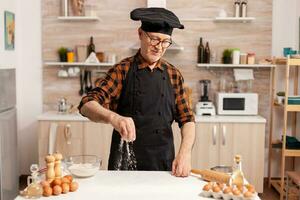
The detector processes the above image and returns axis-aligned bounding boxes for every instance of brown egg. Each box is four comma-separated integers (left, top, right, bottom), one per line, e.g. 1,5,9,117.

244,191,254,198
212,185,221,193
237,185,244,192
232,188,241,196
70,181,79,192
61,177,70,184
40,180,50,188
53,185,62,195
202,184,212,191
64,175,73,183
43,186,52,197
51,178,62,187
246,184,256,193
217,183,225,189
207,182,214,186
223,187,232,194
245,184,252,189
61,183,70,194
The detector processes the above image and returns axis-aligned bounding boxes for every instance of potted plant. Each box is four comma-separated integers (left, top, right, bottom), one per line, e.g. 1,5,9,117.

276,91,285,104
222,49,232,64
57,47,68,62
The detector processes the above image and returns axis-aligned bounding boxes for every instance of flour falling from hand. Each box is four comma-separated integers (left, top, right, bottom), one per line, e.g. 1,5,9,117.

114,139,137,170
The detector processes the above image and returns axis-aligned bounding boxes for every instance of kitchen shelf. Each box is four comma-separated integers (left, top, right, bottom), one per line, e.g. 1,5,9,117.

286,105,300,112
57,16,100,21
196,63,275,68
274,102,284,107
181,17,255,23
268,57,300,200
214,17,255,23
284,149,300,157
274,57,300,65
181,18,214,22
273,103,300,111
44,62,115,67
272,142,282,149
272,142,300,152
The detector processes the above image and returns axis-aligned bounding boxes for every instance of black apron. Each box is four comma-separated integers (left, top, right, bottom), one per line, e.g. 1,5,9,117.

108,56,176,171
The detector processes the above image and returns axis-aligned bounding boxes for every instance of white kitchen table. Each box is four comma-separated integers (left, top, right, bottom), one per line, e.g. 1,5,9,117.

15,171,261,200
15,171,207,200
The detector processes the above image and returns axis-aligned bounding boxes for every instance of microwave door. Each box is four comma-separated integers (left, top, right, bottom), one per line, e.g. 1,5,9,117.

223,98,245,111
219,97,247,115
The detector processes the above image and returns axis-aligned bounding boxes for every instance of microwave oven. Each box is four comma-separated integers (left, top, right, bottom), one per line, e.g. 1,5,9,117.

217,93,258,115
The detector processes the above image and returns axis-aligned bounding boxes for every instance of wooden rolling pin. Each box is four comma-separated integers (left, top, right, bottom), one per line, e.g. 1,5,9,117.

191,169,230,184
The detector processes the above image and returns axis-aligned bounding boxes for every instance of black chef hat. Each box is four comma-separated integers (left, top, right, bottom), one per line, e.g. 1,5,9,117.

130,7,184,36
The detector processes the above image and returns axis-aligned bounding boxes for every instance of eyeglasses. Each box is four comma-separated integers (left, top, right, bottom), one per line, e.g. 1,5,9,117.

144,32,172,49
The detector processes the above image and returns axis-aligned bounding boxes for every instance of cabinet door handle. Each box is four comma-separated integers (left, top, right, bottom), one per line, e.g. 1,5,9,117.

222,125,226,146
212,125,217,145
64,124,72,145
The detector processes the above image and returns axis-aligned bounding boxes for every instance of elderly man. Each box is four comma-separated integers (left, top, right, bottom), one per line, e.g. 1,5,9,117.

78,7,195,177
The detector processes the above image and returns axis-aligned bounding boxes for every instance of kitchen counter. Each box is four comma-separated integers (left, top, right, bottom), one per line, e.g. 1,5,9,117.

15,171,260,200
37,111,89,121
38,111,266,123
195,115,266,123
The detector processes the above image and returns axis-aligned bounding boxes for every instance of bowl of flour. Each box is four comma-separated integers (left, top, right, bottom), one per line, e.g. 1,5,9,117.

65,155,101,178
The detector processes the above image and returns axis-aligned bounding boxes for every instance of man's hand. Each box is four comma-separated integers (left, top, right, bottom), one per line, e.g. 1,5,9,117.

109,113,136,142
171,151,191,177
80,101,136,141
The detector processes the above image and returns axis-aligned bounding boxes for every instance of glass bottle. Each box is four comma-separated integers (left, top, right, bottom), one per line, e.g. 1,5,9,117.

21,164,43,198
197,37,205,63
87,36,96,57
230,155,245,187
204,42,210,63
67,48,75,63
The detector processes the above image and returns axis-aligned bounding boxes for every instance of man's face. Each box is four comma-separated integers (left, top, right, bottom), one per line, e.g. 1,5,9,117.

138,28,172,64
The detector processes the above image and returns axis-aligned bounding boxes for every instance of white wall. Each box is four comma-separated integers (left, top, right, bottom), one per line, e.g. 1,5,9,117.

1,0,42,175
272,0,299,56
0,0,17,69
16,0,42,174
269,0,300,177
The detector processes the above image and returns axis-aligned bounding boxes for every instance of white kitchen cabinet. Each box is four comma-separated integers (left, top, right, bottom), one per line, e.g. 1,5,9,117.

192,122,265,193
38,121,84,166
38,120,114,170
192,123,219,170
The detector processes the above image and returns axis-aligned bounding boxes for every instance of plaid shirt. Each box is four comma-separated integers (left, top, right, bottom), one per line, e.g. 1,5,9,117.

78,51,195,127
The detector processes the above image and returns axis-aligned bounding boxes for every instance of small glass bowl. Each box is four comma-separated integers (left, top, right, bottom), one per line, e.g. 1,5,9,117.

211,165,233,175
64,155,101,178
